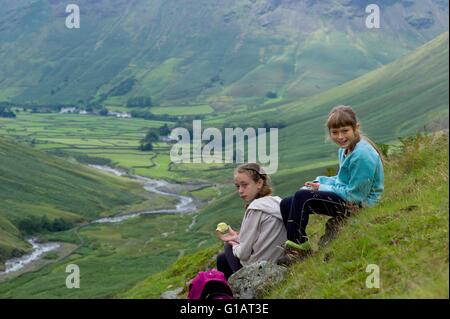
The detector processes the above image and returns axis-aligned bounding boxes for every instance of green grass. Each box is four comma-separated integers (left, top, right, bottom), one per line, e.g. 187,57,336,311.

267,133,449,298
151,105,214,116
0,136,175,267
132,58,184,101
118,244,222,299
0,213,210,298
188,186,221,202
120,133,449,299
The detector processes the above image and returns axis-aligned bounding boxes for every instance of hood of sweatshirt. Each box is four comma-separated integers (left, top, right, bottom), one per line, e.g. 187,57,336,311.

247,196,283,221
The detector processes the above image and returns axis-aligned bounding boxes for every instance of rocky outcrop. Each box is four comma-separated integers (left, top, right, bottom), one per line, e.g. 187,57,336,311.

160,287,183,299
228,261,288,299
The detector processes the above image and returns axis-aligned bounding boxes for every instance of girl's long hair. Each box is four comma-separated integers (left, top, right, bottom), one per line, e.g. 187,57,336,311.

327,105,384,163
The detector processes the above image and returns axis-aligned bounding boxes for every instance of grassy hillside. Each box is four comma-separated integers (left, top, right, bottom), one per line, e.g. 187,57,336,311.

0,136,173,269
120,133,449,299
0,212,207,297
268,133,449,298
210,31,449,171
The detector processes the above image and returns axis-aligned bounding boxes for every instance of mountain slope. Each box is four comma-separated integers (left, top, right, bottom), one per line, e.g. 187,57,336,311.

211,31,449,172
118,32,449,299
268,133,449,298
0,137,156,269
0,0,447,107
120,133,449,299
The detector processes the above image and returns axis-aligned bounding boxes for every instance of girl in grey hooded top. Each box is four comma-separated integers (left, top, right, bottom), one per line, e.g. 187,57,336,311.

233,195,286,266
216,163,287,279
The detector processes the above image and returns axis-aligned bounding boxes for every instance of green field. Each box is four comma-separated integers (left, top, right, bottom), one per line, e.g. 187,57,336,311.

0,213,209,298
0,112,232,182
0,136,179,269
151,105,214,116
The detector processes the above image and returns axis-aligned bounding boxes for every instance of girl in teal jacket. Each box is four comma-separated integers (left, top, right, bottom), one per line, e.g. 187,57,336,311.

280,105,384,255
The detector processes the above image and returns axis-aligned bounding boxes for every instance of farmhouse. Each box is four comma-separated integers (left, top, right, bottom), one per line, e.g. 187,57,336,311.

60,107,77,114
108,111,131,118
159,135,178,143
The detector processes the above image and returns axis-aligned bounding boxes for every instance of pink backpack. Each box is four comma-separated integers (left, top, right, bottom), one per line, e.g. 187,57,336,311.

188,269,234,299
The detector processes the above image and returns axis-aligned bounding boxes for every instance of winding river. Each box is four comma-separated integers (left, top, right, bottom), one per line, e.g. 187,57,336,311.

0,165,199,276
0,238,60,275
89,165,197,224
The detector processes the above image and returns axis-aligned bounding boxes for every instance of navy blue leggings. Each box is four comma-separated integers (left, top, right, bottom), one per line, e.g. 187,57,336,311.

216,243,242,280
280,190,347,244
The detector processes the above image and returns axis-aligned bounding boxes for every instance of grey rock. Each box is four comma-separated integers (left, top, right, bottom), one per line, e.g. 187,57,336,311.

160,287,183,299
228,261,288,299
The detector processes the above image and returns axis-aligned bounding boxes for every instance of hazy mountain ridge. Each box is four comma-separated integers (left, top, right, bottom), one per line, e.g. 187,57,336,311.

0,0,447,107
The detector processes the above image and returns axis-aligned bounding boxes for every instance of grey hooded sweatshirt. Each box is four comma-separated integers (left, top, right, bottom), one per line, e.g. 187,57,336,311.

232,196,287,266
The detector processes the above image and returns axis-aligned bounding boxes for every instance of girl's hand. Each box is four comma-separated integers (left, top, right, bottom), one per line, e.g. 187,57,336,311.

216,226,239,243
304,181,320,191
227,240,240,247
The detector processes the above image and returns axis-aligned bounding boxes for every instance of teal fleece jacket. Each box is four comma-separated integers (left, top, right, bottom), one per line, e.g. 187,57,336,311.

316,139,384,207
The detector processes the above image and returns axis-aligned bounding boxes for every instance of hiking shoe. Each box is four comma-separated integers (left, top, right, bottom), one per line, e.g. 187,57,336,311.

277,240,313,266
285,240,311,251
318,217,345,249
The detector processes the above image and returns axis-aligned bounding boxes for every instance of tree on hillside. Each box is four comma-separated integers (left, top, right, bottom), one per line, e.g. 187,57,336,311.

138,142,153,151
99,108,109,116
51,218,73,231
266,91,277,99
17,215,73,234
139,129,160,151
0,107,16,118
108,78,136,97
144,130,159,143
159,123,171,136
126,96,152,108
